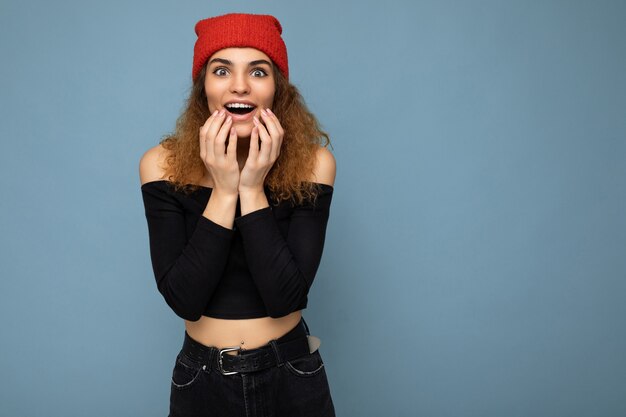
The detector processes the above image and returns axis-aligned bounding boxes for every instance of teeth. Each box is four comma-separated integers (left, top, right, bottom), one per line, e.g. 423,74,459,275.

225,103,255,109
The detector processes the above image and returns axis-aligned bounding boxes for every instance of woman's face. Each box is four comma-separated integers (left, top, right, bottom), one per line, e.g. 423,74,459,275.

204,47,276,138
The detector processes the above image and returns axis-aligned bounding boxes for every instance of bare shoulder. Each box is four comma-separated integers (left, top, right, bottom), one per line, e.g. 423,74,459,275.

309,145,336,187
139,144,170,185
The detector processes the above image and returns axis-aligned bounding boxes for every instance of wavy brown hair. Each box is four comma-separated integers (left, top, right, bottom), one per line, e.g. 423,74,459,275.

160,61,331,205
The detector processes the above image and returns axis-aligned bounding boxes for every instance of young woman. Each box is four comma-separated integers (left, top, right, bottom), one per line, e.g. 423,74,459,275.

139,13,336,416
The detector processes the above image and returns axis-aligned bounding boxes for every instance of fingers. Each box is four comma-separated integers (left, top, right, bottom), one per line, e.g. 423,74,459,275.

199,109,239,193
226,126,238,162
200,109,233,160
200,109,221,138
199,109,220,161
247,125,260,162
259,109,283,161
214,115,232,157
203,108,282,172
253,116,272,164
208,110,228,154
260,108,283,139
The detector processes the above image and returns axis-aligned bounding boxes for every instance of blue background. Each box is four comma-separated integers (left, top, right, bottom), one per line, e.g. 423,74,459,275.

1,0,625,416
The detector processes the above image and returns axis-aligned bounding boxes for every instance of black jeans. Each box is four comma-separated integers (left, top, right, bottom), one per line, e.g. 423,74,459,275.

169,317,336,417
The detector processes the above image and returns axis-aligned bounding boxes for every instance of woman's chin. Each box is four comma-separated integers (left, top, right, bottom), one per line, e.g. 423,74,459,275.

233,123,253,139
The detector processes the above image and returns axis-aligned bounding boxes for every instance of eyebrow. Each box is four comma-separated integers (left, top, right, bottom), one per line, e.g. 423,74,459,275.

208,58,272,67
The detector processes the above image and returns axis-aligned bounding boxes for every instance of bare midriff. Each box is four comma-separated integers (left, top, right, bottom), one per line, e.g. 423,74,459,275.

184,310,302,356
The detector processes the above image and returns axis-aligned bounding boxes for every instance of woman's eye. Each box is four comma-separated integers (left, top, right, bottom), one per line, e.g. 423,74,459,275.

212,68,267,77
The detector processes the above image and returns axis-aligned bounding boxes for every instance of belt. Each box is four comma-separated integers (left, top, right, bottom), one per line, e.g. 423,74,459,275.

181,327,312,376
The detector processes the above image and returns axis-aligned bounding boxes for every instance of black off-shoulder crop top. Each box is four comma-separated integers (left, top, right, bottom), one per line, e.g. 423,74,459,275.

140,180,333,321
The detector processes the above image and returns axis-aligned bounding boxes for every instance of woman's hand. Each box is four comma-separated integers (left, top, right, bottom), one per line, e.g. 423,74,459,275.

239,108,284,193
199,109,239,196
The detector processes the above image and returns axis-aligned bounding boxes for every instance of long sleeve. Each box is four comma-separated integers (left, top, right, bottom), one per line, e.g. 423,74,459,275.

234,184,333,318
141,181,234,321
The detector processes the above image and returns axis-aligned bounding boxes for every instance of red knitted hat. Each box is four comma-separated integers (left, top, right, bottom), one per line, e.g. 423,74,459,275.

192,13,289,81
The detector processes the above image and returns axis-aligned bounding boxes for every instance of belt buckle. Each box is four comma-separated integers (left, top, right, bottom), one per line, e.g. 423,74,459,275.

218,346,242,375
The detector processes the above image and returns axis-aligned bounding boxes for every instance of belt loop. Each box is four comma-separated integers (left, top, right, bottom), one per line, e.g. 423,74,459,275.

208,347,216,371
269,340,284,367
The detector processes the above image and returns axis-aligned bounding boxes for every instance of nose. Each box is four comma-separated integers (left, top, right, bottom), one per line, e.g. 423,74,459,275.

229,72,249,95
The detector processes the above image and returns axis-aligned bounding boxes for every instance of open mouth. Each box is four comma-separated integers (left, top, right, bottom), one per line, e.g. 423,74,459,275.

224,103,256,115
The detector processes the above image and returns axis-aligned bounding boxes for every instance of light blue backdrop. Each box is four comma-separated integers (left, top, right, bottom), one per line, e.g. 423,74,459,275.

1,0,625,416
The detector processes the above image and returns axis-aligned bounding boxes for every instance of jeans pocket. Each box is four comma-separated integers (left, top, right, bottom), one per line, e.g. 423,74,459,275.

284,350,325,378
171,352,203,390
